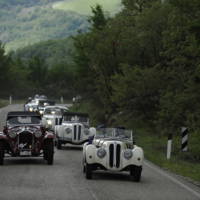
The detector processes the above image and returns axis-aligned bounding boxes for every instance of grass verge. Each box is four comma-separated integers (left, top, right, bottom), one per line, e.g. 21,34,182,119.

0,99,9,108
136,130,200,183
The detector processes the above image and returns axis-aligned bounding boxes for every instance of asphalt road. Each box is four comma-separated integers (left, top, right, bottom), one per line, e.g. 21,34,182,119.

0,104,200,200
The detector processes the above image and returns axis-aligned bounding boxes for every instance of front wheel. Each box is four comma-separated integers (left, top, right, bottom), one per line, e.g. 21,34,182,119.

82,158,86,173
130,165,142,182
0,141,5,165
85,163,93,179
56,140,62,150
44,140,54,165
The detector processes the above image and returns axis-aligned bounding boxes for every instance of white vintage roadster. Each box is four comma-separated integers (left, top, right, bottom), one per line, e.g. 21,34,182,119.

82,128,144,181
42,106,68,130
55,112,93,149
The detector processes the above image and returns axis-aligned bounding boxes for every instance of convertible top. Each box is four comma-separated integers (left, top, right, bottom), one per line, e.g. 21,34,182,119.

7,111,41,119
63,112,89,117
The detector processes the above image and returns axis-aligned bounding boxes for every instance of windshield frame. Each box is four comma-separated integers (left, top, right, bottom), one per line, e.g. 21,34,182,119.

63,115,89,123
7,116,41,126
95,128,133,141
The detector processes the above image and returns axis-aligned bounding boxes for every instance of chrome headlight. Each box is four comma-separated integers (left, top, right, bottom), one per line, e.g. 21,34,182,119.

84,128,89,135
35,130,42,138
124,149,133,160
97,148,106,159
39,110,44,115
47,120,52,125
8,131,16,139
29,107,33,112
65,127,72,134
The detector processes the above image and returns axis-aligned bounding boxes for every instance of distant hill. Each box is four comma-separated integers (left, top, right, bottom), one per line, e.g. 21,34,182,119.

52,0,122,15
0,0,121,52
0,0,88,52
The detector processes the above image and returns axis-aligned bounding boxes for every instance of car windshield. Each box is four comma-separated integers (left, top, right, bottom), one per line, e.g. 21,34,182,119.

44,108,62,115
63,115,89,123
95,128,133,141
7,116,41,125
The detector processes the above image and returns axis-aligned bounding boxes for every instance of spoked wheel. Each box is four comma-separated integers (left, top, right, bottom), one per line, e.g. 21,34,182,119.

85,163,93,179
130,165,142,182
56,140,62,150
0,141,5,165
44,140,54,165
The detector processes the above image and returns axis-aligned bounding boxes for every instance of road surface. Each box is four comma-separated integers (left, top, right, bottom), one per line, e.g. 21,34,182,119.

0,105,199,200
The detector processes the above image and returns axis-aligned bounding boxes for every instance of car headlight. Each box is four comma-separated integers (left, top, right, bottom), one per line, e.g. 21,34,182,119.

97,148,106,159
47,120,52,125
84,128,89,135
39,110,44,115
65,128,72,134
35,130,42,138
8,131,16,139
124,149,133,160
29,107,33,112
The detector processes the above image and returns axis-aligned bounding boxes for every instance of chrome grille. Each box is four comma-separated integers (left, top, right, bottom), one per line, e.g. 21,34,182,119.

55,118,61,125
78,125,81,140
73,125,82,141
109,143,121,168
74,125,77,140
18,131,33,149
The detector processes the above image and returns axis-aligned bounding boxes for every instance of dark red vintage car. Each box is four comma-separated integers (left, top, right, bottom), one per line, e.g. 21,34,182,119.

0,111,55,165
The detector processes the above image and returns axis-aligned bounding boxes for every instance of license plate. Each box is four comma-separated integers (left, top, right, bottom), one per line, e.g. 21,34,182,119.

20,151,31,156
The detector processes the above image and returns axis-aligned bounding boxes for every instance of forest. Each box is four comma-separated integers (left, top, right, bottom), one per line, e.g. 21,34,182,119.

0,0,200,164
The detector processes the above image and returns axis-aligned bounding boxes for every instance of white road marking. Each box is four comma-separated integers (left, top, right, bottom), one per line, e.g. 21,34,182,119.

144,160,200,199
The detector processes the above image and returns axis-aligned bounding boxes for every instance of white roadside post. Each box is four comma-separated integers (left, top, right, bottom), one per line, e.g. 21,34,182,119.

9,95,12,105
167,133,172,160
181,127,188,152
60,96,64,104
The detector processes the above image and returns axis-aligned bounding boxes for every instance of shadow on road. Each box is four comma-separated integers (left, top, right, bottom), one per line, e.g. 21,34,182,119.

59,145,83,151
3,157,47,165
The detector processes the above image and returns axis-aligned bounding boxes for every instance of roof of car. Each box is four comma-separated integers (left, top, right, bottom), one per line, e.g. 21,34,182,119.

7,111,41,118
63,112,89,117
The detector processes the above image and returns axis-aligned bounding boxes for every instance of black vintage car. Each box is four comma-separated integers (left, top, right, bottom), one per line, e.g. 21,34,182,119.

0,111,55,165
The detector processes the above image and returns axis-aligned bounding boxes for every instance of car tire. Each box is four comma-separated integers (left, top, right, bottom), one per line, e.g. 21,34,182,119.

82,158,86,173
44,140,54,165
0,141,5,165
130,165,142,182
85,163,92,179
56,140,62,150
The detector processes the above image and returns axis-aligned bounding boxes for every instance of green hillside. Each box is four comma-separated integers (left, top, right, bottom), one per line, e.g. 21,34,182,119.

52,0,122,15
0,0,88,52
0,0,121,52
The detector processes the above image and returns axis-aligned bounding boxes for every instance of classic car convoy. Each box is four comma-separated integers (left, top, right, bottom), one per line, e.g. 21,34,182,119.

82,128,144,181
0,111,54,165
0,96,144,182
24,95,55,115
54,112,93,149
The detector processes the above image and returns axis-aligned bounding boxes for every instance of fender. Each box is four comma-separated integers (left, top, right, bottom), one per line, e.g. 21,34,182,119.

0,132,8,141
85,144,96,164
131,146,144,166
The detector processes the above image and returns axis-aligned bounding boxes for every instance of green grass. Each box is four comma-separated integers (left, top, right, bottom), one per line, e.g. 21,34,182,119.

52,0,122,15
0,99,9,108
136,131,200,183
